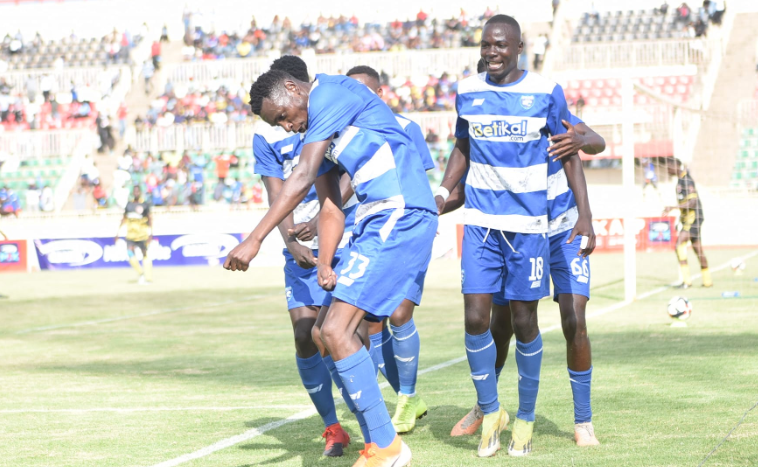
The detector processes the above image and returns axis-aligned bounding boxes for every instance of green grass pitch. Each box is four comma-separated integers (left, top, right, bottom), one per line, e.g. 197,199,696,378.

1,248,757,467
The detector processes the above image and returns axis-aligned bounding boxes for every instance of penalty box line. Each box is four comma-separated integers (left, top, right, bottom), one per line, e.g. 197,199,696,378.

142,249,754,467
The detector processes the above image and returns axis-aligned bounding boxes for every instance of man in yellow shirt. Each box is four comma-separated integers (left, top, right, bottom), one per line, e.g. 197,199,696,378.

115,185,153,284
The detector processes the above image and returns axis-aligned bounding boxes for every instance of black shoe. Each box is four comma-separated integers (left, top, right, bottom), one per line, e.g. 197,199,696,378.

673,282,691,289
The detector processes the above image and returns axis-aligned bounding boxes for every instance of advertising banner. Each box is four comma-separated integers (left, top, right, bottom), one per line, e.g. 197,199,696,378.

0,240,28,273
34,233,244,270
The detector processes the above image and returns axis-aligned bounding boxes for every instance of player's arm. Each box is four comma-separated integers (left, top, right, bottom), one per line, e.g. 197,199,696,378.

289,172,352,242
549,121,606,160
435,137,470,213
563,155,596,256
263,175,316,268
549,85,596,256
664,184,699,213
146,211,153,243
441,182,466,214
313,167,344,291
224,139,330,271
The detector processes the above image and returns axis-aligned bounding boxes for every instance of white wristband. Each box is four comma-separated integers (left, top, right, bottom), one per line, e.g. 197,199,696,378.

435,186,450,202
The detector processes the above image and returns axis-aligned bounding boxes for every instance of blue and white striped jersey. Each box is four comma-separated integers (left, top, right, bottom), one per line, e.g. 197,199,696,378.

547,113,583,237
395,114,435,171
455,71,571,234
306,74,437,225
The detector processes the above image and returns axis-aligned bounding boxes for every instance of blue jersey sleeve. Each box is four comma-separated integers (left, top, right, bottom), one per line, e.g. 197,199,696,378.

454,93,469,139
568,112,584,126
252,134,284,180
406,120,435,171
547,84,571,137
303,83,363,145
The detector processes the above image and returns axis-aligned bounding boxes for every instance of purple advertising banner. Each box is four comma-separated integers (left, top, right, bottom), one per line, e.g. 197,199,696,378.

34,234,245,270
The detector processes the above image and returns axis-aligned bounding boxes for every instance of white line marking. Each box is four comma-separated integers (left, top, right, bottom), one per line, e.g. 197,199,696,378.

15,294,277,335
140,250,754,467
0,405,313,414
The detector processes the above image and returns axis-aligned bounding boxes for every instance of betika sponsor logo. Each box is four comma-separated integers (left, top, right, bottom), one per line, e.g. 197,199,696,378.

471,120,528,141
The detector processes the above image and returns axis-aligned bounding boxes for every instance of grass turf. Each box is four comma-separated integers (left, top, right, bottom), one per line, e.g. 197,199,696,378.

1,248,757,466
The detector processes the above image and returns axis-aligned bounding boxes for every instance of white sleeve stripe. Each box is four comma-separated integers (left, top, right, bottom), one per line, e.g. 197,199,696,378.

467,161,547,193
330,126,360,161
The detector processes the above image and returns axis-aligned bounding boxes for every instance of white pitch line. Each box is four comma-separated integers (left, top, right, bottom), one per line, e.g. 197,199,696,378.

14,293,277,335
0,405,313,414
138,250,754,467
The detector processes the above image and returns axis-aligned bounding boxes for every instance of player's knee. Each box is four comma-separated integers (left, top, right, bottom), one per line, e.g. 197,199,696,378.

293,322,314,348
319,320,347,349
464,313,490,335
126,249,135,258
311,323,322,346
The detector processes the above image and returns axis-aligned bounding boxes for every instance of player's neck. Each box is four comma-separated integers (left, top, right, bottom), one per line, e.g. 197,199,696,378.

487,68,525,86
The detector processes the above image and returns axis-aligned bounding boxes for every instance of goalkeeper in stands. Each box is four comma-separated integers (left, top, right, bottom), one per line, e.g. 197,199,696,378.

663,159,711,288
115,185,153,284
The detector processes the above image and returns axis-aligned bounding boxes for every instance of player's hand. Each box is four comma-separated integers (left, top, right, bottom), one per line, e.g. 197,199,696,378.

662,207,672,216
287,242,317,269
548,120,584,161
568,215,596,257
223,238,261,272
317,263,337,291
288,218,317,242
147,236,153,245
434,195,445,215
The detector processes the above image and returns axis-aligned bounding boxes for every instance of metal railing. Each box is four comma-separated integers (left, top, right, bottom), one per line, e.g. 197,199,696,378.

1,65,132,96
166,47,481,85
0,129,90,159
553,39,714,71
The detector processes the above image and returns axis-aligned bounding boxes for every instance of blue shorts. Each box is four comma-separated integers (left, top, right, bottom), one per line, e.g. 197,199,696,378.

548,230,591,301
283,248,332,311
492,230,590,305
331,208,437,321
462,226,550,302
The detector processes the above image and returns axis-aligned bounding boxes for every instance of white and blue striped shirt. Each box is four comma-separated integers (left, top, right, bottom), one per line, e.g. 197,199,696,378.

455,71,571,234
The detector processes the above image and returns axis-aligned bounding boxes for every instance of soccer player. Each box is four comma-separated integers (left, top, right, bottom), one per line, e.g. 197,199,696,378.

115,185,153,284
224,69,438,467
252,55,351,457
663,159,712,288
445,75,606,447
433,15,593,457
342,64,435,434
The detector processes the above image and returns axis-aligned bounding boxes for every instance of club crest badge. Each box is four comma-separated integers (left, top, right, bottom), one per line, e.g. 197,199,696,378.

521,95,535,110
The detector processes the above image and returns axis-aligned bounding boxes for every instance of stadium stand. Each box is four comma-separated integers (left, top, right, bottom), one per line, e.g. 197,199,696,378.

571,3,725,43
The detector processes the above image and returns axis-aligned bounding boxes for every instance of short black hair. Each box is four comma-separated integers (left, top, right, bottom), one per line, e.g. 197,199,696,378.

249,69,293,115
346,65,381,83
270,55,309,82
476,58,486,73
484,14,522,39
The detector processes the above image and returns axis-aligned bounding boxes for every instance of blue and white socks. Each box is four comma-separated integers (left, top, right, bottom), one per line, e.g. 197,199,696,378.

568,366,593,424
390,318,420,396
515,333,543,422
369,327,401,393
334,347,396,448
296,353,338,428
323,354,371,443
465,330,500,415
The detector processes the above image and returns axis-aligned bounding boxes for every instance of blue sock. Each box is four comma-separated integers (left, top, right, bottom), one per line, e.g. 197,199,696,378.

390,318,420,396
296,353,338,428
369,328,401,393
323,355,370,443
334,347,396,449
568,366,593,424
495,365,504,382
465,330,500,415
515,333,543,422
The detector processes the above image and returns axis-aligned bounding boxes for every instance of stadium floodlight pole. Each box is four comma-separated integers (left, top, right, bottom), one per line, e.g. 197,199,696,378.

621,77,637,301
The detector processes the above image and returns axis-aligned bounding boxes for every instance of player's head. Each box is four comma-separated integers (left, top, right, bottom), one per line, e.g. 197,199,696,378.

346,65,382,97
270,55,309,82
132,184,142,201
667,158,683,176
476,57,486,73
249,69,309,133
481,14,523,83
